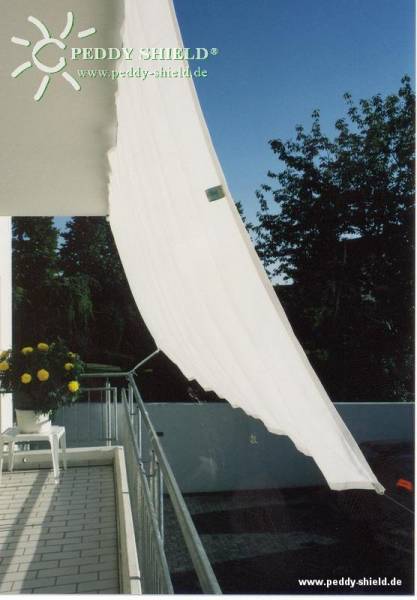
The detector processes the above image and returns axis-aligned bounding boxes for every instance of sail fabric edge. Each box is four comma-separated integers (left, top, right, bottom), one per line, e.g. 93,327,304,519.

109,0,384,494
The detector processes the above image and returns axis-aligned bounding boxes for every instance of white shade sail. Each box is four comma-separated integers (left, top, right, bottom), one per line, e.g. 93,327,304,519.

110,0,382,493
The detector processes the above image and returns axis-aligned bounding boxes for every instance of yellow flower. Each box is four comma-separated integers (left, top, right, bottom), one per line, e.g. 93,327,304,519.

68,352,76,359
37,343,49,352
37,369,49,382
21,373,32,384
68,381,79,393
0,350,8,360
21,346,34,355
64,362,74,371
0,361,9,371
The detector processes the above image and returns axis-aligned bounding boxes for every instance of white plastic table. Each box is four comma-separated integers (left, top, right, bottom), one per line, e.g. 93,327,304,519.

0,426,67,483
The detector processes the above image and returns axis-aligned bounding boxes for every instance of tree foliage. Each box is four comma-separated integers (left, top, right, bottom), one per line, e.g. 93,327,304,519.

13,217,60,344
13,218,92,348
12,216,196,402
59,217,155,365
254,77,414,401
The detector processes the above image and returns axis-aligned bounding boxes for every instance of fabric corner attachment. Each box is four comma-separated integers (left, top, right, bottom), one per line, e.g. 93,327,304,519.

206,185,225,202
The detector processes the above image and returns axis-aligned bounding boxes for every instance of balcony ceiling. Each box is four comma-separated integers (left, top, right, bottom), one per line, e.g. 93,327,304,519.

0,1,122,216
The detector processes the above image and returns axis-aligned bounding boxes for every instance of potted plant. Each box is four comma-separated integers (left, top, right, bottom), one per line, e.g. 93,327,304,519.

0,339,84,433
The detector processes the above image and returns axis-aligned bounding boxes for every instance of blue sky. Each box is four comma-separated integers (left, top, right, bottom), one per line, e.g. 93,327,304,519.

174,0,415,222
56,0,414,232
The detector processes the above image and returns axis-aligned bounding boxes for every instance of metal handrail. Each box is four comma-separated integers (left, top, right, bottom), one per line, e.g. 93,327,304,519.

130,349,160,374
126,374,221,594
79,371,131,379
80,348,160,380
120,388,173,593
79,354,221,594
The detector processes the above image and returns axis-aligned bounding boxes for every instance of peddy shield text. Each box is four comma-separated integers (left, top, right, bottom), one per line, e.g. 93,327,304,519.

72,47,134,60
71,47,210,61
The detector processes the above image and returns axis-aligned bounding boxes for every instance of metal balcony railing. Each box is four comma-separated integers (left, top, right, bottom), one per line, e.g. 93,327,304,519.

56,382,118,446
119,383,173,593
74,355,221,594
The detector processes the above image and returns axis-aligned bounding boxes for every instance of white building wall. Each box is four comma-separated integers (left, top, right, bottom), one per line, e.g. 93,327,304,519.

0,217,13,430
145,402,415,492
54,401,413,492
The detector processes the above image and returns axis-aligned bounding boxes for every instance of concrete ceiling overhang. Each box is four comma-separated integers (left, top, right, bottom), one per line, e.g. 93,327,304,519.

0,0,123,216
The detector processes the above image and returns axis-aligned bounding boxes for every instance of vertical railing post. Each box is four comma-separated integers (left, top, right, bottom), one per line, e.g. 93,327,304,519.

105,378,111,446
137,407,142,460
156,460,164,541
149,452,164,539
149,448,156,506
128,382,134,423
113,386,118,442
87,389,91,441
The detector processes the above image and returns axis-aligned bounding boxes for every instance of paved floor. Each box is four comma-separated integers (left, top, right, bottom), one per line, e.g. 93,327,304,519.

0,466,119,594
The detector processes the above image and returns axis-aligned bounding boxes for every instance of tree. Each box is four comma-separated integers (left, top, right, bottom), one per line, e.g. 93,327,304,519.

59,217,200,401
59,217,155,366
13,218,60,345
12,217,203,403
254,77,414,402
12,217,93,351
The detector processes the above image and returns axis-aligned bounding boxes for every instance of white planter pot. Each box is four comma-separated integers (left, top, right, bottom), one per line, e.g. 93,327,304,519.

15,409,51,433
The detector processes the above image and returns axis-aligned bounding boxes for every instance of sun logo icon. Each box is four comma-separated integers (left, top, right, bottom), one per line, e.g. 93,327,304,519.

11,12,96,102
